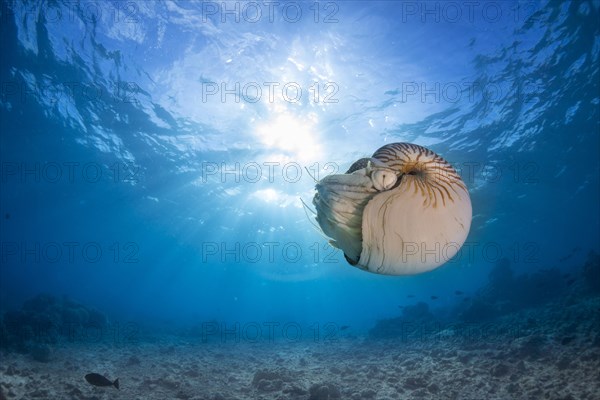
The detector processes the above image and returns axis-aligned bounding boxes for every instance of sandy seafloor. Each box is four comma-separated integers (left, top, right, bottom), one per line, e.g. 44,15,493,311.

1,297,599,400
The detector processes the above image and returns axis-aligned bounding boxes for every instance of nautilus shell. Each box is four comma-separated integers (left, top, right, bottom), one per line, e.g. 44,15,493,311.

313,143,472,275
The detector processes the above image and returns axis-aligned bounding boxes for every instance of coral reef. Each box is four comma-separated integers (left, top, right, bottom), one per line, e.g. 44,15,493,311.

0,308,598,400
458,258,569,323
370,253,600,340
0,294,107,362
0,251,598,399
368,302,437,339
583,251,600,292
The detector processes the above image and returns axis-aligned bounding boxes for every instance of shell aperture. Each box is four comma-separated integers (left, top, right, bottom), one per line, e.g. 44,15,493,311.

312,143,472,275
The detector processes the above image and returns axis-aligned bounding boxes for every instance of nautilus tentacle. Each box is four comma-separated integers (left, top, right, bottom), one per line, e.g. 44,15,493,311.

313,169,376,263
312,143,472,275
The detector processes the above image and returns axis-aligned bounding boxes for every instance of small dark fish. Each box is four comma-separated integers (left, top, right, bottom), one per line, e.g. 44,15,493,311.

430,296,438,300
4,213,9,220
454,291,464,295
340,325,350,331
463,297,471,302
398,305,405,309
407,295,415,298
85,373,119,389
566,279,575,286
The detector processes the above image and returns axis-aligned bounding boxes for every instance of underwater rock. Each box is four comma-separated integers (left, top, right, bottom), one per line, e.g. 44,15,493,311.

517,268,564,306
283,385,308,396
255,378,283,392
2,294,107,349
175,390,192,399
359,388,377,398
592,333,600,348
4,365,18,376
22,294,58,313
126,355,141,366
560,335,576,346
459,299,498,323
183,369,200,378
556,356,572,370
427,383,440,394
0,317,7,347
30,344,51,363
403,377,428,390
488,258,515,296
158,378,179,390
251,369,288,392
1,294,109,364
515,335,547,360
369,302,437,339
491,363,510,377
582,250,600,292
401,302,433,321
507,383,521,396
2,310,35,347
308,382,341,400
488,259,565,306
456,258,572,324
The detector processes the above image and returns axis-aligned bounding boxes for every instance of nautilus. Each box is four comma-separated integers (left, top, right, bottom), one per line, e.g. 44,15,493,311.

312,142,472,275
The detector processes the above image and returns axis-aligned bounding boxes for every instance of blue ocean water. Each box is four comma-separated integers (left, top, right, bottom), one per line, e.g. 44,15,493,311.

0,1,599,398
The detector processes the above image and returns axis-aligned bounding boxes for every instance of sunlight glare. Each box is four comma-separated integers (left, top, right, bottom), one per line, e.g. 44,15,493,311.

255,113,321,163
